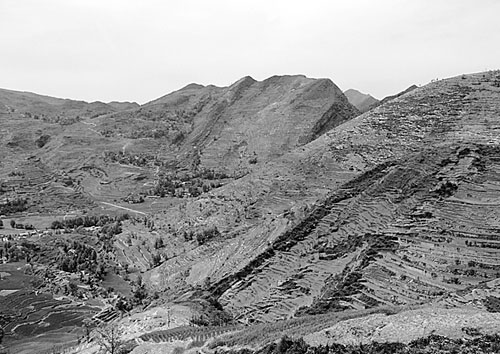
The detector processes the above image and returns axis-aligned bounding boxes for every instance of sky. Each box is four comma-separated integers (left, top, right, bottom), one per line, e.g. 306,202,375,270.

1,0,499,104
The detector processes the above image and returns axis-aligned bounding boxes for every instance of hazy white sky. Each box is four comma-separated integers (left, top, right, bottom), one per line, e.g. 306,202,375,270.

1,0,499,103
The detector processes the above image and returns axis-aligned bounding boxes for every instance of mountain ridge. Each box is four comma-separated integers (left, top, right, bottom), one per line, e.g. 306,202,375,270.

93,74,359,176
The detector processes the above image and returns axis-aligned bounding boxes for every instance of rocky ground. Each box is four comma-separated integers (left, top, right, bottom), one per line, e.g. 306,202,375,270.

304,306,500,346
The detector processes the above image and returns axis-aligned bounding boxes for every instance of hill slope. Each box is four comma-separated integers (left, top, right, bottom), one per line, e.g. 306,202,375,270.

95,75,359,175
366,84,419,111
0,75,359,213
0,88,138,122
140,71,500,323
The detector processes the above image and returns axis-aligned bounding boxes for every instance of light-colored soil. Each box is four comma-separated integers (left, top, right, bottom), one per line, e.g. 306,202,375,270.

304,306,500,346
118,304,194,341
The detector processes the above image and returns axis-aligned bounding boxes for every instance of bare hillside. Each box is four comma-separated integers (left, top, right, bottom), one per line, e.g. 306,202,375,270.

95,75,359,175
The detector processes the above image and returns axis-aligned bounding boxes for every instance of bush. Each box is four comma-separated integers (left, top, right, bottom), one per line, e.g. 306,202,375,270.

35,134,51,148
195,226,220,245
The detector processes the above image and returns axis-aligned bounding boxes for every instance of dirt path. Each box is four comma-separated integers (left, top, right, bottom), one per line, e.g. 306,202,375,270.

81,120,102,136
122,141,131,153
100,201,146,215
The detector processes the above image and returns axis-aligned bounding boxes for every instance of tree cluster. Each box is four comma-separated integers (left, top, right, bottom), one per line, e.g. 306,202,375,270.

104,151,161,168
57,241,103,277
152,169,227,198
0,198,28,215
0,239,39,262
195,226,221,245
50,214,129,231
181,226,221,245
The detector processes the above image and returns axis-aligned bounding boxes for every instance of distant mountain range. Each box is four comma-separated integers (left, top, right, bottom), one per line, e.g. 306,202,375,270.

0,87,139,119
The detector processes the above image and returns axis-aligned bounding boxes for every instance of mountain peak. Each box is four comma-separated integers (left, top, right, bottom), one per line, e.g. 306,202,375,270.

344,88,379,113
231,75,256,85
180,83,205,91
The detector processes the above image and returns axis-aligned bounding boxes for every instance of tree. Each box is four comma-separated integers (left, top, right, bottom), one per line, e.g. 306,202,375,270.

94,324,126,354
154,237,164,249
82,318,93,340
10,220,15,228
0,219,3,228
151,253,161,267
68,281,78,296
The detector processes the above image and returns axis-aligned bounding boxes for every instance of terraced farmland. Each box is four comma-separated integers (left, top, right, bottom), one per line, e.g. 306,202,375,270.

0,290,100,352
205,145,500,322
139,325,241,344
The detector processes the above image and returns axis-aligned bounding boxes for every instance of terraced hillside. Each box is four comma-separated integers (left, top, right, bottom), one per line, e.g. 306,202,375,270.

0,89,149,214
141,71,500,323
4,71,500,354
0,289,100,353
